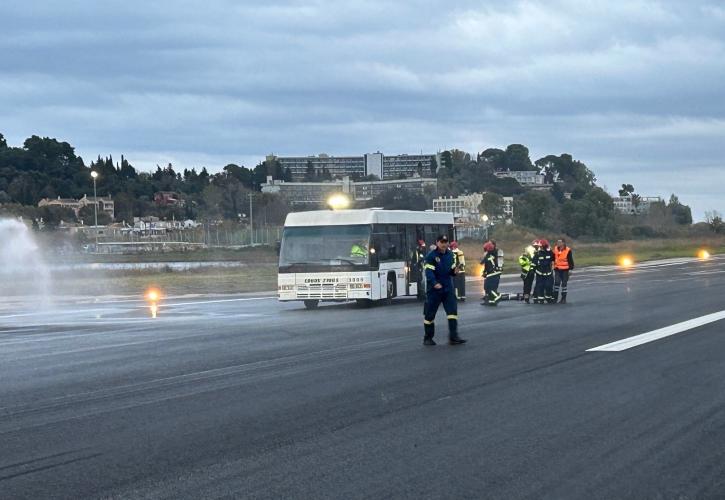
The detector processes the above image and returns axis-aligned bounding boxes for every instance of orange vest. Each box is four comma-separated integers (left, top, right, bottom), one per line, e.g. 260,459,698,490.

554,247,571,270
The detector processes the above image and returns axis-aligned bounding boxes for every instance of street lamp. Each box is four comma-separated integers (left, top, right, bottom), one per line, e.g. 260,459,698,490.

327,193,350,210
90,171,99,249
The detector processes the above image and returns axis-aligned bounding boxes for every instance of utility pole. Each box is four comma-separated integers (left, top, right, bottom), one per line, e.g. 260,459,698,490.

249,192,254,245
90,171,99,249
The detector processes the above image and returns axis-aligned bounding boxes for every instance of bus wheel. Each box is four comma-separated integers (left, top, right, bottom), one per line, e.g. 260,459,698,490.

355,299,373,308
303,300,319,310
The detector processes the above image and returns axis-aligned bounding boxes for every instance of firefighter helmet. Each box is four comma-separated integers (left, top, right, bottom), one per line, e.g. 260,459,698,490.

539,239,550,249
483,241,495,252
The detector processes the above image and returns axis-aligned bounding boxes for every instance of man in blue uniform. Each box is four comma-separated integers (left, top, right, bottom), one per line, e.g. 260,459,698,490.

423,235,467,346
532,239,555,304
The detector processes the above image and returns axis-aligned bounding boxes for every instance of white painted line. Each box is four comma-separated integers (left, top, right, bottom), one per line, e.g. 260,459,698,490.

160,296,276,307
587,310,725,352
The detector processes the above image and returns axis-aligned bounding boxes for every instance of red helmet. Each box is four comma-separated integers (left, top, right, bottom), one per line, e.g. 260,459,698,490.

539,239,550,249
450,241,458,250
532,239,541,247
483,241,495,252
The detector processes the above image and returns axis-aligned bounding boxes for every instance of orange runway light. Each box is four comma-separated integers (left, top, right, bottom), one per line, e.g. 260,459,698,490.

698,249,710,260
145,287,162,318
145,288,161,302
618,255,635,268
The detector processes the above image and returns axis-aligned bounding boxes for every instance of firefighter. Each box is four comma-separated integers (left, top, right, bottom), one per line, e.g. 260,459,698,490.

450,241,466,301
532,239,555,304
518,243,537,304
410,239,427,299
553,238,575,304
480,241,502,306
350,240,368,259
422,235,467,346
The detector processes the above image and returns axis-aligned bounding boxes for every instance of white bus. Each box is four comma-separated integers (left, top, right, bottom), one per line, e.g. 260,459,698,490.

277,209,455,308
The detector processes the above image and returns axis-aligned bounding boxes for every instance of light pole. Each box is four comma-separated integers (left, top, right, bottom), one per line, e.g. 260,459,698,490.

90,170,99,249
248,192,254,245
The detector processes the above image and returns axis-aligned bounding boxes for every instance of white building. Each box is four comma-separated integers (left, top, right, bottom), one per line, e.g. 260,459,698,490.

612,195,663,215
268,152,440,180
261,176,436,207
433,193,513,223
494,170,546,186
38,194,115,220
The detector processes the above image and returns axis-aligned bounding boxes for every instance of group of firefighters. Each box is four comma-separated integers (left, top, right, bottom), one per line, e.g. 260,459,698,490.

415,235,575,346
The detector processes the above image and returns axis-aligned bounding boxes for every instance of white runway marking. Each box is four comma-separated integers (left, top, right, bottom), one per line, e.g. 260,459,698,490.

587,310,725,352
161,296,276,308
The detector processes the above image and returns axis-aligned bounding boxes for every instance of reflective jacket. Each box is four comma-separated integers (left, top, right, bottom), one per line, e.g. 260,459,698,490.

350,244,368,258
481,251,501,278
533,249,554,275
519,253,534,273
424,249,457,292
553,246,575,270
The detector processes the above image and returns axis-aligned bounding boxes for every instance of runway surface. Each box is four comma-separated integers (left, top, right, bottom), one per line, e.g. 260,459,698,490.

1,255,725,499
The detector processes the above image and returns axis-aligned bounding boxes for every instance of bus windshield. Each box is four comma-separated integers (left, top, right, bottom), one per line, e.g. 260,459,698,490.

279,225,371,267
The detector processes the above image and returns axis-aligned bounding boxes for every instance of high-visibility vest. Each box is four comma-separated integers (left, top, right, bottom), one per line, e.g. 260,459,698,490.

519,254,533,273
351,244,368,258
554,246,571,270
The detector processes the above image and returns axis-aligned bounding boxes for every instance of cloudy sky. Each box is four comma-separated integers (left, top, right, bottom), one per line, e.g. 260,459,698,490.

2,0,724,218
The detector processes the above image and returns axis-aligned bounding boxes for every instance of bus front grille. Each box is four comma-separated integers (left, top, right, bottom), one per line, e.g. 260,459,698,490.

296,283,347,299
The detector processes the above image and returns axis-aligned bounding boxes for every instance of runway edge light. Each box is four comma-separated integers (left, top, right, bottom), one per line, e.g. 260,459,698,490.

698,249,710,260
618,255,634,268
145,287,162,302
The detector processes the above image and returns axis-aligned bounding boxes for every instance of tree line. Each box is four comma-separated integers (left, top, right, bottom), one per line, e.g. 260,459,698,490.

0,132,704,241
0,133,291,227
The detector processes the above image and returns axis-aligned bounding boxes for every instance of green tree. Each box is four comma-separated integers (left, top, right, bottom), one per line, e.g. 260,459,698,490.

478,148,505,170
705,211,723,234
38,206,77,229
439,151,453,170
667,194,692,225
535,154,595,194
560,187,616,239
514,191,558,230
479,193,504,219
618,184,635,197
78,204,112,225
503,144,534,171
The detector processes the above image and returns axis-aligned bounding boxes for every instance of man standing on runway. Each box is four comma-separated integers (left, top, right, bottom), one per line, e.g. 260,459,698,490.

422,235,467,346
553,238,575,304
532,239,555,304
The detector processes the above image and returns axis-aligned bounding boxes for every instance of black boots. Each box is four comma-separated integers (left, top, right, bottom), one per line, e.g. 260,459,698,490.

423,322,435,345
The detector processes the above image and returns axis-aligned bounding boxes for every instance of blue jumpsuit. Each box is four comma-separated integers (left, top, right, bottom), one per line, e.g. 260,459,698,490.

423,249,459,340
533,249,555,303
482,251,502,304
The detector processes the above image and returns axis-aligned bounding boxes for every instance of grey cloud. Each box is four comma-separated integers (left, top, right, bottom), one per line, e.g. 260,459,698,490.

1,0,724,218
